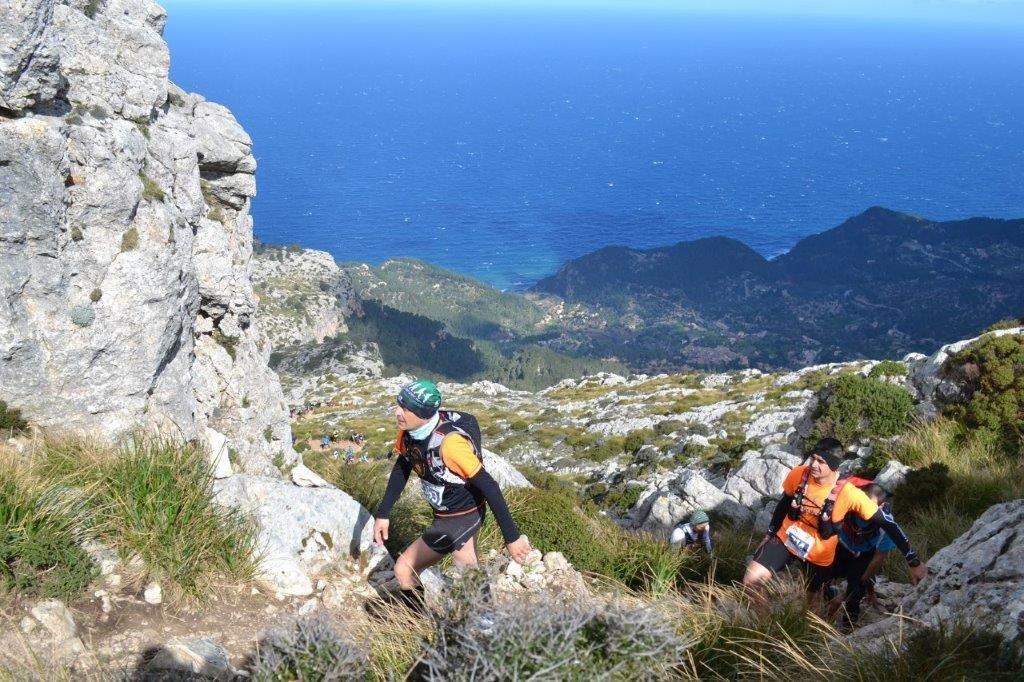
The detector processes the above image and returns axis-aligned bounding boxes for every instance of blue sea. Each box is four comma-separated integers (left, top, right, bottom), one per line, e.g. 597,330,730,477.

165,3,1024,290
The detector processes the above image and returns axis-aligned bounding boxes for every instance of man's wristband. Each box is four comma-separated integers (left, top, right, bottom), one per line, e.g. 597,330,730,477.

906,551,921,568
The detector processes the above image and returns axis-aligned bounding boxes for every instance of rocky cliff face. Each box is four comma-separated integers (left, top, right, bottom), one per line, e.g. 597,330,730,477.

0,0,293,473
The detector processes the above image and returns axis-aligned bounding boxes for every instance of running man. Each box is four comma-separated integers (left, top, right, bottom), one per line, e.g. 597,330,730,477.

373,379,531,608
743,438,926,603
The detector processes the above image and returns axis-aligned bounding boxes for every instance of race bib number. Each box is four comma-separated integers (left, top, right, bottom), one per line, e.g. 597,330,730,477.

420,479,446,509
784,524,815,560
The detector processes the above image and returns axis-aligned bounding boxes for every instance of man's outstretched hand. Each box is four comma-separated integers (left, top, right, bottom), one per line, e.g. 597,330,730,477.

507,535,532,564
909,562,927,585
373,518,389,547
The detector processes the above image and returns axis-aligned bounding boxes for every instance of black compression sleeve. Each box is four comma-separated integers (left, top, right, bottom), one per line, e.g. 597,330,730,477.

375,456,412,519
467,469,521,544
768,494,793,535
870,507,918,563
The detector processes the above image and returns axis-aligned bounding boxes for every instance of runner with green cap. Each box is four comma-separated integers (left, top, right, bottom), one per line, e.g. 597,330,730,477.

374,378,531,610
670,509,713,554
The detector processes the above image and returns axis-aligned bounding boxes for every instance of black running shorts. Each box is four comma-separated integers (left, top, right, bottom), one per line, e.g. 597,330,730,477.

422,506,485,555
752,535,832,592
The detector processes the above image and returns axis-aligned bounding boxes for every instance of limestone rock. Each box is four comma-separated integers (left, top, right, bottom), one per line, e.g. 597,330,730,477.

482,447,532,489
857,500,1024,649
144,637,234,681
722,445,800,508
143,581,162,605
213,474,374,595
874,460,911,493
909,327,1022,406
29,600,77,641
205,427,235,479
0,0,294,473
291,462,331,488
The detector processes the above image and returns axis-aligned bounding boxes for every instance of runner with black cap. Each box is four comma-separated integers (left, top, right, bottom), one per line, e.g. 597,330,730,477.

742,437,926,602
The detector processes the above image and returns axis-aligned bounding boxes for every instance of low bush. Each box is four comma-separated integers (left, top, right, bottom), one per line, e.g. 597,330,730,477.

654,419,688,436
894,462,951,511
942,332,1024,456
249,613,367,681
424,586,686,681
833,621,1023,681
120,227,139,252
984,317,1023,332
868,359,907,378
0,464,96,603
138,171,165,201
883,418,1024,579
623,428,652,454
0,401,28,436
811,374,914,444
32,437,256,600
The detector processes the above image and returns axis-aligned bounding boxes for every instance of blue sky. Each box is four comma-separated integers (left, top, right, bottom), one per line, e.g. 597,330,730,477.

161,0,1024,23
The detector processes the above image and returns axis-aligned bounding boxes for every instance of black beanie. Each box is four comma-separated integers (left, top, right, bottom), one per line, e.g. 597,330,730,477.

810,437,844,471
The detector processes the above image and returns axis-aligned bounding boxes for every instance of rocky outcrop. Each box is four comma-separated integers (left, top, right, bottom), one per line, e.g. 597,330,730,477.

213,474,375,596
483,447,533,490
0,0,293,472
856,499,1024,649
251,246,359,348
905,326,1024,419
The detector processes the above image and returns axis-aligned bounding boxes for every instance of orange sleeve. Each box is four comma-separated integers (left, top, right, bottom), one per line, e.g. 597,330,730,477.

440,434,482,480
393,430,406,454
782,465,805,496
837,485,879,521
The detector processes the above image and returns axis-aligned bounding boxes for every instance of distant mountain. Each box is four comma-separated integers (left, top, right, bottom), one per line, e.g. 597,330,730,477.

532,208,1024,370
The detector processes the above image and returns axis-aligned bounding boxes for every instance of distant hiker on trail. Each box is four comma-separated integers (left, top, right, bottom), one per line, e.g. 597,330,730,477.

743,437,926,606
670,510,713,555
825,482,901,626
373,379,531,610
320,433,331,449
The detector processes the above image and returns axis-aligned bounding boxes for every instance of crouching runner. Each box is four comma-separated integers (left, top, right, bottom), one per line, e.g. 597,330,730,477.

742,438,926,607
373,379,531,609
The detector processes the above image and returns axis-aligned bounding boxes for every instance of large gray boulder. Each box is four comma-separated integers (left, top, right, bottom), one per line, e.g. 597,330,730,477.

722,444,801,508
483,447,532,490
213,474,374,596
0,0,293,472
857,500,1024,649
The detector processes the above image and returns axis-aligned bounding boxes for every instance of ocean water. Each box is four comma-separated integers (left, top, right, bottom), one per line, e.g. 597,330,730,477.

164,3,1024,290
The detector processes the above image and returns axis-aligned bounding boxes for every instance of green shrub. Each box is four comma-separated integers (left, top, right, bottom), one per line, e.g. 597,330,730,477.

212,329,238,360
83,0,102,19
654,419,687,436
0,401,29,436
575,436,626,463
263,427,273,443
139,171,165,201
424,586,686,680
509,419,529,432
120,227,139,252
894,463,951,513
836,622,1022,681
70,226,84,241
984,317,1023,332
623,429,651,454
250,613,367,681
0,470,97,602
942,333,1024,456
35,438,256,599
811,374,914,444
868,360,908,378
89,288,102,303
